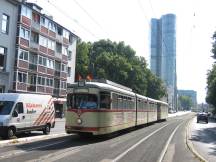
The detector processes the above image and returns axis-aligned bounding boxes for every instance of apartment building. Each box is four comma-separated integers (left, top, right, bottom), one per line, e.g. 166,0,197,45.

0,0,78,114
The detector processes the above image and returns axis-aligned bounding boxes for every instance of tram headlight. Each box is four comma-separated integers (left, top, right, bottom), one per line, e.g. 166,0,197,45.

77,118,82,124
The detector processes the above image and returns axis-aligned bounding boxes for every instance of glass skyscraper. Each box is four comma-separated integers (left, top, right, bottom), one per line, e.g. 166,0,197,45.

150,14,177,110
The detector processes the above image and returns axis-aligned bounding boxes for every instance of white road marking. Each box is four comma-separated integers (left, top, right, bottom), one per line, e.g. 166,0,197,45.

25,147,82,162
157,122,183,162
112,123,169,162
0,140,67,160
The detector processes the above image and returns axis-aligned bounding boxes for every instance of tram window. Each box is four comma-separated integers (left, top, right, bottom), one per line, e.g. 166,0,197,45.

79,94,98,109
112,93,118,109
67,94,73,108
67,94,98,109
100,92,111,109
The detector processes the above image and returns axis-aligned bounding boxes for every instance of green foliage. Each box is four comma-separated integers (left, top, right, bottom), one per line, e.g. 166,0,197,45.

206,64,216,107
206,32,216,112
75,41,91,78
76,39,166,99
178,95,193,110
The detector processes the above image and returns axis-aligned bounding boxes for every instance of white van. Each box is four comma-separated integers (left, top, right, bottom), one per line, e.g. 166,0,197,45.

0,93,55,138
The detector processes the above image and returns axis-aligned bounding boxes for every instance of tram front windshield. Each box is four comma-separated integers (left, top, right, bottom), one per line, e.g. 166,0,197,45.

67,94,98,109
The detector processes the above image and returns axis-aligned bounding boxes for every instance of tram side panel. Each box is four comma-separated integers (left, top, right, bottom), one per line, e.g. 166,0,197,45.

97,92,136,134
136,97,148,126
148,101,158,123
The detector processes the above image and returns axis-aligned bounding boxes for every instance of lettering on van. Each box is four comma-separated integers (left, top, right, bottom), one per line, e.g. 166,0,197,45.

26,103,42,109
27,109,37,114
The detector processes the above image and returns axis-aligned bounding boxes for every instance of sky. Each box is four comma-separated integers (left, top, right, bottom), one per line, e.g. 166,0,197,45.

28,0,216,103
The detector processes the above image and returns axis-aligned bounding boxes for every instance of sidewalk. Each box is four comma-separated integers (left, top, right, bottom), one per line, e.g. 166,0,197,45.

168,110,191,118
189,117,216,162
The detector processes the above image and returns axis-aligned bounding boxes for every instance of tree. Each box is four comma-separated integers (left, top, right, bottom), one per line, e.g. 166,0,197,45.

75,41,91,79
178,96,193,110
75,39,166,100
206,31,216,113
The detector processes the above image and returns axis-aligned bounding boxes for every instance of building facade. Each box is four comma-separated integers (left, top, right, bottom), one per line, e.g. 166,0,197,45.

178,90,197,111
150,14,177,110
0,0,78,115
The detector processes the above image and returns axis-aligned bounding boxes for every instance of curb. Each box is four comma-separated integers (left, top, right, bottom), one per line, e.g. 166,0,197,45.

186,117,208,162
0,133,68,147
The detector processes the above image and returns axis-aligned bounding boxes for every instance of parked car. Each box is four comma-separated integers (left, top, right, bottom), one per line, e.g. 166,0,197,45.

197,112,208,123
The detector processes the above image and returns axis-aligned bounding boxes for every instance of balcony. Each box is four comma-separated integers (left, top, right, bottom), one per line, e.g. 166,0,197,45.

27,84,36,92
61,72,67,79
29,41,39,51
46,87,53,94
60,89,66,97
16,82,27,91
56,34,63,42
18,60,28,69
49,30,56,38
29,63,37,72
63,37,69,45
54,70,61,77
31,21,40,32
53,88,60,96
37,85,45,93
19,38,29,48
38,65,46,74
55,52,62,60
39,45,47,54
21,15,31,27
62,55,68,63
40,26,48,35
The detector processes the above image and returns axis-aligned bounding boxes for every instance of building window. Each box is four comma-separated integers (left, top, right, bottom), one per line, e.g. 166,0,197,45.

68,51,72,60
28,73,36,85
57,26,63,35
40,17,48,28
38,55,47,66
18,72,27,83
32,12,40,23
0,46,6,71
56,42,62,53
31,31,39,43
49,22,56,32
20,27,30,40
19,49,28,61
61,81,66,89
54,79,60,89
48,39,55,50
61,63,67,72
63,29,69,39
38,76,46,85
47,59,54,69
1,14,9,34
46,78,53,87
67,67,71,77
29,52,37,64
39,35,47,47
55,61,61,71
0,86,4,93
62,46,68,55
21,5,31,19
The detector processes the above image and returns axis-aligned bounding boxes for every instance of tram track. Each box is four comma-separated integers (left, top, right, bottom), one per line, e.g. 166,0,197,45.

0,114,195,162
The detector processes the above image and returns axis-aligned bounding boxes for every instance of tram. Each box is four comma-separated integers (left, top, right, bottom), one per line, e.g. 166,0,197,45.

65,79,168,135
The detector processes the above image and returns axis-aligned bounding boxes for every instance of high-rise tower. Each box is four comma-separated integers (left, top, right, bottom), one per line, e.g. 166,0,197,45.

150,14,177,110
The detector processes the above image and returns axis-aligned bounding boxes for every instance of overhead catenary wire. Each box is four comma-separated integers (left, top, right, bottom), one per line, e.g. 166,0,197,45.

46,0,99,39
73,0,110,38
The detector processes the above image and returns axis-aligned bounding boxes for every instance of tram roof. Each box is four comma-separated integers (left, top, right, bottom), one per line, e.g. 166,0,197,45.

68,80,135,96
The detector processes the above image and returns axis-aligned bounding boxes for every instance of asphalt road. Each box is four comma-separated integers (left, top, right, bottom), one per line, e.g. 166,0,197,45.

0,113,199,162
